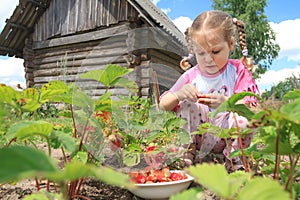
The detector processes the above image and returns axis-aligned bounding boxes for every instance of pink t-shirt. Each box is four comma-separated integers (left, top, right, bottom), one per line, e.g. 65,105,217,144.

168,59,260,105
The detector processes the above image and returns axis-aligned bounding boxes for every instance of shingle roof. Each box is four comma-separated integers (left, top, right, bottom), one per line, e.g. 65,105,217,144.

0,0,51,58
127,0,185,45
0,0,186,58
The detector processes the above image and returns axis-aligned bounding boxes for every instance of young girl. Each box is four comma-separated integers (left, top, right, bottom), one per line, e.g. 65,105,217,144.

159,10,260,171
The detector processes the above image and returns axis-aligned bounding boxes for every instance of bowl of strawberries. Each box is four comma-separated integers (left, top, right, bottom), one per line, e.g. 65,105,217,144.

128,167,194,199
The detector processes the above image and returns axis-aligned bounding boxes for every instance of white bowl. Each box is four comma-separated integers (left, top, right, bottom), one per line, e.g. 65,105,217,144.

129,170,194,199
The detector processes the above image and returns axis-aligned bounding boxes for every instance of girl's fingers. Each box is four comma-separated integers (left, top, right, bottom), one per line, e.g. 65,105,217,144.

197,97,211,105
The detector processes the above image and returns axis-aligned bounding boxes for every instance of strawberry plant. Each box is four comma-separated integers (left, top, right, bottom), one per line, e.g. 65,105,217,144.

0,64,138,199
170,163,290,200
170,90,299,200
98,94,190,169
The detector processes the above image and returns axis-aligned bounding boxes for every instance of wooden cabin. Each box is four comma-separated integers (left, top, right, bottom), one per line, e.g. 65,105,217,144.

0,0,187,99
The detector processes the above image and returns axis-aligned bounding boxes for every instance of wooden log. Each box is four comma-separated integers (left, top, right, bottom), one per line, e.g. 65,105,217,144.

32,23,131,49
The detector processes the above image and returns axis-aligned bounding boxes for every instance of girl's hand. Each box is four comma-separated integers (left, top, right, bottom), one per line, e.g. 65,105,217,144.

174,84,200,102
197,93,228,109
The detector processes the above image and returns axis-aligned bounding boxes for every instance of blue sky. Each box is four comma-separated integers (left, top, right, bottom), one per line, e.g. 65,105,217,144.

1,0,300,91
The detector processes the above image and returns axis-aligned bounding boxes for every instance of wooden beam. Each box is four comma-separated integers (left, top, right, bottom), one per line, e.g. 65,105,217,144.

0,46,22,55
9,22,33,32
25,0,49,9
32,23,131,50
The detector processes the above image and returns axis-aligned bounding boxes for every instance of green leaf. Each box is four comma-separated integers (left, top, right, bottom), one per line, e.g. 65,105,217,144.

123,150,141,167
262,136,294,155
95,92,112,112
282,89,300,101
79,64,133,88
227,171,250,197
114,77,138,92
21,88,41,112
7,120,53,140
209,92,258,119
0,102,9,124
71,88,95,112
51,131,76,154
280,98,300,123
0,146,58,183
39,81,71,104
237,177,290,200
228,92,260,106
73,151,88,164
230,144,262,159
47,161,95,182
176,128,191,144
188,164,250,199
93,166,134,189
188,164,230,198
170,188,203,200
0,85,20,108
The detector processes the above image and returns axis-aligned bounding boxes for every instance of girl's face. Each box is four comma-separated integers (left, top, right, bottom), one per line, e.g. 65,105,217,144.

192,29,234,75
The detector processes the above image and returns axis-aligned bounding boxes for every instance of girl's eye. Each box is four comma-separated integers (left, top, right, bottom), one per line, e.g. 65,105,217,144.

212,50,220,54
197,52,206,56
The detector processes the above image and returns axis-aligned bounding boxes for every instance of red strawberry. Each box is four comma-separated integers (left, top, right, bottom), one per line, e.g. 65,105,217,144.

161,166,171,178
146,173,157,182
145,145,156,152
154,170,167,182
129,172,147,184
170,172,186,181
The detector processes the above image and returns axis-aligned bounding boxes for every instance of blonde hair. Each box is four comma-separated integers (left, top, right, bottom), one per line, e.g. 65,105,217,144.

184,10,254,71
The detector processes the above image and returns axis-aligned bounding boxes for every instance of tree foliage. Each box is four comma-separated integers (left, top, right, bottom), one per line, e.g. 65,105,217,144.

262,73,300,100
212,0,280,78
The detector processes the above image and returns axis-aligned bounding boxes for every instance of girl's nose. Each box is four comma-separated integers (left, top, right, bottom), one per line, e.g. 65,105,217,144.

204,53,213,62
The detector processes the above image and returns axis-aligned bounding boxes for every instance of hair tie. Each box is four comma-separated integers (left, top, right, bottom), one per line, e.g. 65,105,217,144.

187,53,194,59
232,18,238,24
242,49,248,57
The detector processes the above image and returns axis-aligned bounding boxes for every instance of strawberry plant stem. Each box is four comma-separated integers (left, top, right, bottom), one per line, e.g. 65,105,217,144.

233,114,249,172
274,125,281,179
76,178,85,195
70,104,77,138
285,154,299,197
35,178,40,191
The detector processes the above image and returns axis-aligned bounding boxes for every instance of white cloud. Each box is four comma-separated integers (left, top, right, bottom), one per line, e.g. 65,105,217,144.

172,16,193,33
0,57,26,88
270,19,300,62
256,65,300,90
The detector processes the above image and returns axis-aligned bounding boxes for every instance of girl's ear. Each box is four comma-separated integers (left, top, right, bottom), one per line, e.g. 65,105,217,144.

229,37,235,51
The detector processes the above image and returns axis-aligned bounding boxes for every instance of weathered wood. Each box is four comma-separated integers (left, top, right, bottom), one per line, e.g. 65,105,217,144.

149,49,182,68
32,23,131,49
33,60,129,77
33,46,128,65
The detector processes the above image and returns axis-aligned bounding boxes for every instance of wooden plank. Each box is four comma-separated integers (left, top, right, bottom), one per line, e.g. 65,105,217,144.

33,57,128,72
119,0,128,21
77,0,86,31
53,0,61,37
110,0,120,24
33,38,128,59
97,0,104,27
32,23,131,49
60,0,70,35
102,0,110,26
